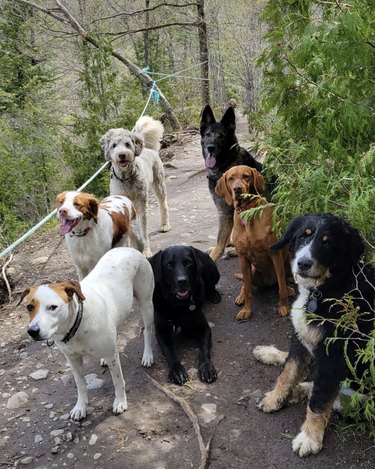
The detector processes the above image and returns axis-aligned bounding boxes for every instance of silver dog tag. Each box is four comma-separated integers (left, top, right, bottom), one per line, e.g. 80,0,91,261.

189,304,196,311
307,298,318,313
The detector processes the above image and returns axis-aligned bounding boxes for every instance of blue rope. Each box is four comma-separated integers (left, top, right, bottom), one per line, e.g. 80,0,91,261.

0,61,207,259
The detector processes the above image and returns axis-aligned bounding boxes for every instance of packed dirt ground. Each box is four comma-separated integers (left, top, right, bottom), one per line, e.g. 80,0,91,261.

0,112,374,468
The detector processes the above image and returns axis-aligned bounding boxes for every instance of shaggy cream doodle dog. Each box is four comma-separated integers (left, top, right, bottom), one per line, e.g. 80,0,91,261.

19,247,154,420
100,115,170,257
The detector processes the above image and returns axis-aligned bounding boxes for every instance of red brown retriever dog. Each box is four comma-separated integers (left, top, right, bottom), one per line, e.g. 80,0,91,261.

216,165,292,320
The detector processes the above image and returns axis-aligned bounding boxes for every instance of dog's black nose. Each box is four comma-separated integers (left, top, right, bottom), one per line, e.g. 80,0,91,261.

234,186,242,194
297,258,313,271
118,153,126,160
206,144,215,153
27,324,40,340
176,276,188,287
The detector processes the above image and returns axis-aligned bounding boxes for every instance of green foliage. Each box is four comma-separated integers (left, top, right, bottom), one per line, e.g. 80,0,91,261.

0,1,65,251
308,289,375,438
257,0,375,248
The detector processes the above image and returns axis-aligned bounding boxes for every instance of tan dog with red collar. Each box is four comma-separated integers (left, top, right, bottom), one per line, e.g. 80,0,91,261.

56,191,144,280
19,247,154,420
216,165,292,320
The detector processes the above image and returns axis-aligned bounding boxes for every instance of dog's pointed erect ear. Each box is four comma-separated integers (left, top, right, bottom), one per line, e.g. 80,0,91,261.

220,107,236,133
272,216,304,250
131,132,144,156
63,280,86,301
215,173,233,206
200,105,216,134
17,288,31,306
99,130,114,161
149,250,163,286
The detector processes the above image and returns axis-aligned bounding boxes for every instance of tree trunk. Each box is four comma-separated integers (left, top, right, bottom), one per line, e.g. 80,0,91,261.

197,0,209,105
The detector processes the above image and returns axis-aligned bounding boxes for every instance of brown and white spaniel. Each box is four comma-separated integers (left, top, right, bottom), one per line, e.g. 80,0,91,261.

56,191,144,279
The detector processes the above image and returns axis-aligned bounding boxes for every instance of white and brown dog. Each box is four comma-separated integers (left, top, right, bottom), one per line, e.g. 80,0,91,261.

56,191,144,280
19,247,154,420
100,115,171,257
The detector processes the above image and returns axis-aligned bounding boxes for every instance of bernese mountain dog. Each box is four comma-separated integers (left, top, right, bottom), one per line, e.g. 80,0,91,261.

254,213,375,457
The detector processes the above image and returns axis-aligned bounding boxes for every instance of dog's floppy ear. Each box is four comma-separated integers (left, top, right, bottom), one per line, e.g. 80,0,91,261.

200,105,216,134
130,132,144,156
252,169,266,195
272,216,304,250
215,172,233,206
341,220,365,265
17,288,31,306
191,246,221,288
62,280,86,301
190,246,206,272
99,130,114,161
220,107,236,133
86,195,99,224
148,250,164,286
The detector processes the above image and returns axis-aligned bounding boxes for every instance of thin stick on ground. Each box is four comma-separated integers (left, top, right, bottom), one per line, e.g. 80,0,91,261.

146,374,223,469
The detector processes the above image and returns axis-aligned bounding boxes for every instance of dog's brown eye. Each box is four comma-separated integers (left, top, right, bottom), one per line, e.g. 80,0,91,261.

322,236,330,245
125,142,130,148
27,304,34,312
184,260,192,267
48,305,58,311
112,143,117,149
166,262,174,270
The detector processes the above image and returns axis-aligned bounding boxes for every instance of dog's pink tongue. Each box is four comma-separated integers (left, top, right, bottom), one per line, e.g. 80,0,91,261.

205,155,216,169
60,219,75,235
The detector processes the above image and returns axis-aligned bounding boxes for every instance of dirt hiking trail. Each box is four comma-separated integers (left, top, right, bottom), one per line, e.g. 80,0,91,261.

0,111,374,469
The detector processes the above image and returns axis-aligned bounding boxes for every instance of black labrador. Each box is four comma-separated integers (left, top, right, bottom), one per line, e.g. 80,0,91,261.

149,245,221,385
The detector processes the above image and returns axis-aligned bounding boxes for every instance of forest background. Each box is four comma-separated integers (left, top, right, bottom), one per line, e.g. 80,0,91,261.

0,0,374,254
0,0,374,438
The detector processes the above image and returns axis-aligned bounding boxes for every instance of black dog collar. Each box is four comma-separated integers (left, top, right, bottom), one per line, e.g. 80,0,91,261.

111,166,126,183
46,299,84,347
62,299,84,344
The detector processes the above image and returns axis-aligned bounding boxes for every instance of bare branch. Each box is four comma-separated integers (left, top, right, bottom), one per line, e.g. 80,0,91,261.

93,2,199,22
103,21,199,37
15,0,181,130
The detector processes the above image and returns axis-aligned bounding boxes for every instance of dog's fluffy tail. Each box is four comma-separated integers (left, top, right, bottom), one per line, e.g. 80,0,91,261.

134,115,164,152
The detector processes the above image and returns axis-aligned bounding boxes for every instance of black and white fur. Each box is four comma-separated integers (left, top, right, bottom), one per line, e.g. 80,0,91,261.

255,213,375,457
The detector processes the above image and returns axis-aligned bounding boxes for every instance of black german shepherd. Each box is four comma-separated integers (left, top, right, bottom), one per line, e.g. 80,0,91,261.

200,104,263,261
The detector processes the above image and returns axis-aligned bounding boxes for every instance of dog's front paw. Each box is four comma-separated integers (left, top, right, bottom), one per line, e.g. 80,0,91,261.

161,223,171,232
253,345,287,366
169,363,188,385
236,308,252,320
278,304,290,317
70,403,87,421
292,430,323,457
198,362,217,383
141,351,154,368
207,289,221,304
113,397,128,415
143,248,153,258
257,391,283,413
